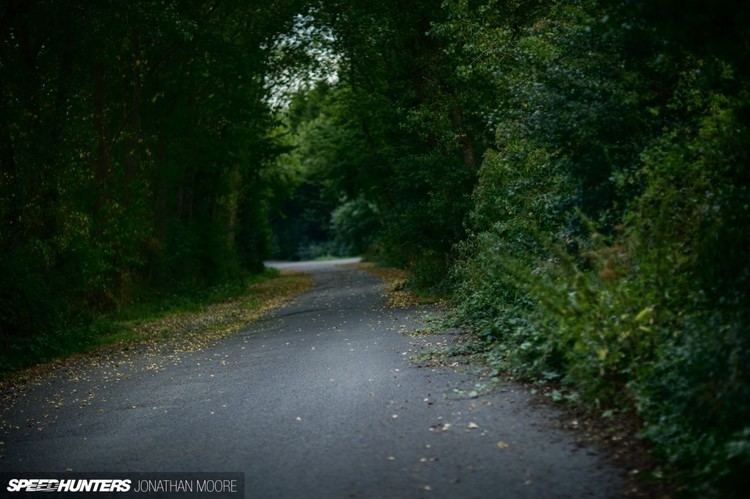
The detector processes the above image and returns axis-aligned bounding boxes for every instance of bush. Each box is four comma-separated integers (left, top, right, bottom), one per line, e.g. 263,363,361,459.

330,196,380,256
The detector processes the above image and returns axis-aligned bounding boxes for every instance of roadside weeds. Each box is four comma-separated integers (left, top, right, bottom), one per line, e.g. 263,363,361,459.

409,328,676,498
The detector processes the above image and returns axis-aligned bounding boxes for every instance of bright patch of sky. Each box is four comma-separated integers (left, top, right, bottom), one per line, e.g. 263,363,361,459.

265,13,340,109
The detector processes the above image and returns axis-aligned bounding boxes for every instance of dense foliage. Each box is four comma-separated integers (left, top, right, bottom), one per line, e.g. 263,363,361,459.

2,0,748,495
443,2,750,495
269,82,380,259
0,0,300,363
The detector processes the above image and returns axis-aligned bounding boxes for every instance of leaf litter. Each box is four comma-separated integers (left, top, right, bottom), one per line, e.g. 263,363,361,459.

0,270,312,436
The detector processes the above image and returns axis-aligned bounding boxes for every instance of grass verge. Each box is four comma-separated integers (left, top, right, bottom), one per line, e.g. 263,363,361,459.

0,268,313,380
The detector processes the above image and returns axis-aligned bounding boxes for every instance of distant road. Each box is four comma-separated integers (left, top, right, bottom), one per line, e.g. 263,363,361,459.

2,258,623,498
265,256,362,271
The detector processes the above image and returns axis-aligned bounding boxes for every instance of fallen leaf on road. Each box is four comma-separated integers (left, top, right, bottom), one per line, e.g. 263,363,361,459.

467,422,479,429
497,440,510,449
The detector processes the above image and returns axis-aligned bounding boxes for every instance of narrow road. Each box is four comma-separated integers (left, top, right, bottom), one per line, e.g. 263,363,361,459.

1,259,623,498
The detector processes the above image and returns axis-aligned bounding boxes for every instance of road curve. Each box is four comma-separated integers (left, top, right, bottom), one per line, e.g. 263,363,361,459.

1,259,623,498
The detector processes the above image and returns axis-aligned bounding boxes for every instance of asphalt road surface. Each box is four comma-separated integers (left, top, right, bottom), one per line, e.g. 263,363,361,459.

1,259,624,498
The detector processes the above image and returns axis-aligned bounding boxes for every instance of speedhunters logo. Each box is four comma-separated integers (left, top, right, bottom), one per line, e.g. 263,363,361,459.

0,473,244,498
6,479,131,493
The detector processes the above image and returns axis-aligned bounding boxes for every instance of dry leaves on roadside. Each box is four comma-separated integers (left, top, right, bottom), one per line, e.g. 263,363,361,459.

352,262,439,308
0,270,312,427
